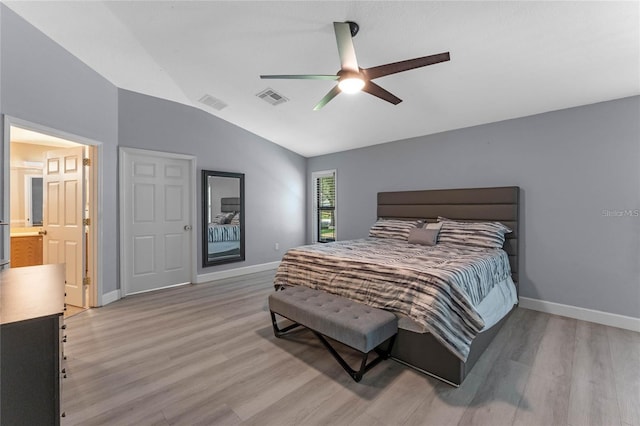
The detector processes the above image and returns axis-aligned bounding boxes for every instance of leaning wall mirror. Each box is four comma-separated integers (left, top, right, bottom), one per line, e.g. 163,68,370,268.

202,170,245,267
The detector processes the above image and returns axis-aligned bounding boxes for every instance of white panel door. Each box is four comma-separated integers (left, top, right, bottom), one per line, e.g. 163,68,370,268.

121,149,193,295
43,146,85,307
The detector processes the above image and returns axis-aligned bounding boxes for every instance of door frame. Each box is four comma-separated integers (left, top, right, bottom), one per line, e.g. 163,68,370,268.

118,147,197,297
2,115,103,307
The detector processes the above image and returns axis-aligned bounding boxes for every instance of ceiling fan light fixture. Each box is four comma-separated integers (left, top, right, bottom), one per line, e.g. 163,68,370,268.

338,77,365,94
260,21,450,109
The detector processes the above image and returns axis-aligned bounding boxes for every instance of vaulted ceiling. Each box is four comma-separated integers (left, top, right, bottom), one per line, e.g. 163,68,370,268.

5,1,639,157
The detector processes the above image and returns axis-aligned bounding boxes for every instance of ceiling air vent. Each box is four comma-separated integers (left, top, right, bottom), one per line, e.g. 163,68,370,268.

256,88,288,106
198,94,228,111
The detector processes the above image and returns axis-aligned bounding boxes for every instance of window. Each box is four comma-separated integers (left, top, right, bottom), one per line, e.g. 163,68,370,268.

312,170,336,243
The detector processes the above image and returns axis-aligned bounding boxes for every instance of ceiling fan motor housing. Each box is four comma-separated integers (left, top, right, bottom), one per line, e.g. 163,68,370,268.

346,21,359,37
337,69,362,80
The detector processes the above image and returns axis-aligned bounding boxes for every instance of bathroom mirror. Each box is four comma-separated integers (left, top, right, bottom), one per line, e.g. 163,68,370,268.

202,170,245,267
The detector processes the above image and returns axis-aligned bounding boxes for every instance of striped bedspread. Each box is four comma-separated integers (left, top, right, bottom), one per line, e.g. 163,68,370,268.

208,224,240,243
274,238,513,361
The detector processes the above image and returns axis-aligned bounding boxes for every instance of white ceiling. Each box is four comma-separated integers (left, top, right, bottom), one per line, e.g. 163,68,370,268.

5,1,639,157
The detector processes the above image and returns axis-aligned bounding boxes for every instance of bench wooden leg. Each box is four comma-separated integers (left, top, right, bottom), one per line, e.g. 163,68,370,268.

312,331,396,382
270,311,302,337
271,311,397,383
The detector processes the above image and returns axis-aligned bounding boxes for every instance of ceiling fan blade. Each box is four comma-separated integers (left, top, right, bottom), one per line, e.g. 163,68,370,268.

260,74,338,80
364,52,450,80
334,22,359,72
313,85,341,110
362,81,402,105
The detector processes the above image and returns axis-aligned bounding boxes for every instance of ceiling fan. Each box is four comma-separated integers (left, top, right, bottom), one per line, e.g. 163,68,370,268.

260,21,450,110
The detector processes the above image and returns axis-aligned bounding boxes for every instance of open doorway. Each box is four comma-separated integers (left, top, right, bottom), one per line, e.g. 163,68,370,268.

4,119,101,310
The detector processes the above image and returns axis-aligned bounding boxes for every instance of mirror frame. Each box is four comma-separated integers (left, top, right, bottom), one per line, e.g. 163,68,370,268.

201,170,245,267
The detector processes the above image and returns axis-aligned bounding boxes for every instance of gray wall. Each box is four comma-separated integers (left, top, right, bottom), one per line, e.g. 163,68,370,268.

118,89,306,275
0,4,120,295
0,6,5,264
3,4,637,317
308,96,640,319
1,5,306,296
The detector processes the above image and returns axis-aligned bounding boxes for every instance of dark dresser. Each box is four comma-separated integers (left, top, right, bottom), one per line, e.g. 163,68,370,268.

1,264,65,426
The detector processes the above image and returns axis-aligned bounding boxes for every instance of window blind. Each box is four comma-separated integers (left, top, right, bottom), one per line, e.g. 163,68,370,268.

314,170,336,243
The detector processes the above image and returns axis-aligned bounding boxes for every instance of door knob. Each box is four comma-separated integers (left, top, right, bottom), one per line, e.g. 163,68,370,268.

184,225,192,231
38,230,47,235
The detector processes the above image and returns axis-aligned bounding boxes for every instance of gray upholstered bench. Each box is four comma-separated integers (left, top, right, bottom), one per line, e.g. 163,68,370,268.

268,286,398,382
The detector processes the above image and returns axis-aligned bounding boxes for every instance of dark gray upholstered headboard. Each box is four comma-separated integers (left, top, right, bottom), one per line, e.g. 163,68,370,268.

377,186,520,287
221,197,241,213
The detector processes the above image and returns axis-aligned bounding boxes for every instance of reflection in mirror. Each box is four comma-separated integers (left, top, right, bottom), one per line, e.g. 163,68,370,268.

27,176,44,226
10,167,44,228
202,170,245,267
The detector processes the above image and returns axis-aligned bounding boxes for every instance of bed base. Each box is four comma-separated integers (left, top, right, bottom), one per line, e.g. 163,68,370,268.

386,307,513,386
375,186,520,386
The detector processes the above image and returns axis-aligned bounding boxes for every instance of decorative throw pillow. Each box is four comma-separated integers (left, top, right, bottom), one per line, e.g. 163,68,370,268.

437,217,512,249
408,228,439,246
369,219,422,241
230,213,240,225
213,212,233,225
424,222,443,231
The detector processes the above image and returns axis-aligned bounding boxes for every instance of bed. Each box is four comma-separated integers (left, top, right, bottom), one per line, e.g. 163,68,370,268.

273,186,520,386
207,197,241,260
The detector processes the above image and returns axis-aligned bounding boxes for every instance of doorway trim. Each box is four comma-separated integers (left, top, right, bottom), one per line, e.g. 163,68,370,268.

3,115,103,307
118,147,197,297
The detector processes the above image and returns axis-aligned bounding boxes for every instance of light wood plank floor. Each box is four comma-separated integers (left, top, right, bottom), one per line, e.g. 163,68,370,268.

65,304,88,318
62,270,640,426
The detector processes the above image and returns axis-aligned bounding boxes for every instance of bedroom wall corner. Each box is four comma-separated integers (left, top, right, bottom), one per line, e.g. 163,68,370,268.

0,4,120,298
117,89,307,276
307,96,640,321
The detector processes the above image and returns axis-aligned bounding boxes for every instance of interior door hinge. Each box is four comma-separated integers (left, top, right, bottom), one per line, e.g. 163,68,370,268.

83,218,91,226
83,277,91,286
83,158,91,166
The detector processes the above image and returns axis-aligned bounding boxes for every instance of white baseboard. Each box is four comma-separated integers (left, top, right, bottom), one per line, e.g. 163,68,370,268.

195,261,280,284
126,281,193,297
101,289,121,306
98,262,280,306
519,297,640,332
